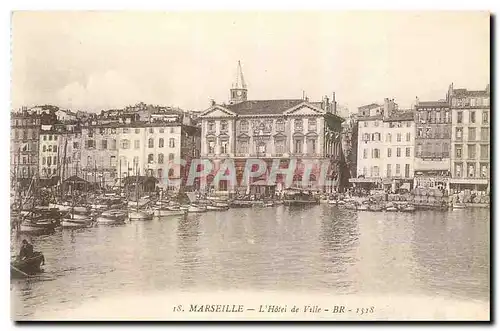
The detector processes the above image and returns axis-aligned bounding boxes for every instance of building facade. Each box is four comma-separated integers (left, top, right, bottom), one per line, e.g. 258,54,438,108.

11,109,41,183
198,62,343,193
449,84,490,192
413,98,451,190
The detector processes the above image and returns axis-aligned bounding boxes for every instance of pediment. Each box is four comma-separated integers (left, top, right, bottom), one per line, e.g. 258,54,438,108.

273,132,287,139
200,105,236,118
237,133,251,139
284,102,325,116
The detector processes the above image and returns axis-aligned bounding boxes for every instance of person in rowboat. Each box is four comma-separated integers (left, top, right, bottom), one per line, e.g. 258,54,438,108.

19,239,34,261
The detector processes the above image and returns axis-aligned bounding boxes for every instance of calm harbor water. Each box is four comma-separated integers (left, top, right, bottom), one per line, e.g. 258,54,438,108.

11,205,490,320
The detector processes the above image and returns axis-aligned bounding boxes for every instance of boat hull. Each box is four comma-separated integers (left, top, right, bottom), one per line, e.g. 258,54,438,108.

187,205,207,213
128,210,152,220
206,205,229,211
154,209,187,217
19,221,57,234
96,216,126,225
11,252,45,278
61,218,93,228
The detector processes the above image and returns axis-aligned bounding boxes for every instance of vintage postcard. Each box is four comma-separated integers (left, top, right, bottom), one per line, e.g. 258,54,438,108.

10,11,490,321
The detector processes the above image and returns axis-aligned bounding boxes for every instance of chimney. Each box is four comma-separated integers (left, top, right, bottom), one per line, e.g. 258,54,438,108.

383,98,390,118
325,96,330,113
332,92,337,115
210,99,216,106
415,96,420,106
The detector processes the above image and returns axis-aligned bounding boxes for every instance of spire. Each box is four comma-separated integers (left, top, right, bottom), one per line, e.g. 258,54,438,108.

233,60,247,89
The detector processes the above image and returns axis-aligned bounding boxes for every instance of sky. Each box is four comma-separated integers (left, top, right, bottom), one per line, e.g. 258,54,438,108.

11,11,490,114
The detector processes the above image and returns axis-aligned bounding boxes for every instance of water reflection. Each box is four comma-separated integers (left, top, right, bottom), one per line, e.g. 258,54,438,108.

11,206,490,319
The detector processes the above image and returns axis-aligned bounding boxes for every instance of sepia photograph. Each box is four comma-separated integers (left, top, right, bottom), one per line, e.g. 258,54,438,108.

9,11,490,321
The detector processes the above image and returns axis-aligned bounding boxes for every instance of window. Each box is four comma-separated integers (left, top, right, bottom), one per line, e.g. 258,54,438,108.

386,133,392,142
467,144,476,159
404,164,410,178
481,127,489,141
111,139,117,150
157,168,163,179
110,156,117,167
43,135,47,141
240,120,249,132
405,132,410,142
170,128,175,134
387,148,392,157
397,133,401,142
42,157,46,165
239,141,249,154
364,122,368,127
53,156,57,165
257,143,266,155
480,164,489,178
436,112,441,123
275,140,285,154
149,128,154,134
221,141,228,154
294,139,303,154
362,133,370,141
294,119,303,131
417,128,423,138
101,140,107,149
482,111,489,124
396,164,401,175
47,157,52,166
53,145,58,153
208,121,215,132
123,128,129,134
443,143,450,158
457,111,463,124
48,135,52,141
158,153,164,164
373,149,380,158
133,140,140,149
169,153,174,161
468,127,476,141
455,128,463,140
121,139,130,149
455,145,462,159
396,148,401,157
86,140,95,149
208,141,215,154
43,145,46,152
308,118,317,132
221,120,228,132
362,167,367,176
159,138,164,148
480,144,489,159
373,166,379,177
159,128,165,133
363,149,368,159
307,139,316,154
470,111,476,124
276,120,285,132
386,164,392,177
169,138,175,148
168,168,174,178
406,147,411,157
455,163,463,178
135,128,140,134
148,138,154,148
467,163,476,178
148,154,154,164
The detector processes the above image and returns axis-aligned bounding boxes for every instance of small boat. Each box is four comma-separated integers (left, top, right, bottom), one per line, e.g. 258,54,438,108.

206,204,229,211
187,204,207,213
61,218,94,228
96,209,127,225
385,203,398,212
400,204,416,212
357,203,370,211
154,207,187,217
262,202,274,207
345,202,357,210
11,252,45,278
453,203,467,209
230,200,253,208
18,219,58,234
368,204,384,212
128,208,152,221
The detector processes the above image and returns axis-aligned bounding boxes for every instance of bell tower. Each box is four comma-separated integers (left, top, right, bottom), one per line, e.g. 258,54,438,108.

229,61,248,104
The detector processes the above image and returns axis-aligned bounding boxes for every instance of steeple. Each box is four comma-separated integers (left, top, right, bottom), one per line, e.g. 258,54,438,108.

230,60,248,104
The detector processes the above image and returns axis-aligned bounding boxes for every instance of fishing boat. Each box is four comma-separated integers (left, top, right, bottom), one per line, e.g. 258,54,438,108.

19,220,58,234
262,201,274,207
345,202,357,210
368,204,384,212
357,201,370,211
452,203,467,209
11,252,45,278
61,218,94,228
327,198,338,205
128,208,152,221
96,209,127,225
230,200,253,208
282,189,321,206
385,202,398,212
154,206,187,217
187,204,207,213
206,204,229,211
400,204,416,212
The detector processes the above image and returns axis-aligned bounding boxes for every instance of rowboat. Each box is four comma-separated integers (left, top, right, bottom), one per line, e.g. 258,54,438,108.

128,208,153,221
11,252,45,278
61,218,94,228
187,204,207,213
206,204,229,211
153,207,187,217
96,209,127,225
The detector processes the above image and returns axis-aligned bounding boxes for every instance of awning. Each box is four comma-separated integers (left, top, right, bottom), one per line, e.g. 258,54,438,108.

250,179,276,186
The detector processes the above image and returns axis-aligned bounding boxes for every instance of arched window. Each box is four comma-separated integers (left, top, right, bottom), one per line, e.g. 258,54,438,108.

158,153,164,164
168,168,174,178
159,138,164,148
169,153,175,161
276,119,285,132
148,138,154,148
148,154,154,164
169,138,175,148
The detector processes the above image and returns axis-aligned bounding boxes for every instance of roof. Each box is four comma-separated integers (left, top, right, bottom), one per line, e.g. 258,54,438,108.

453,89,489,98
416,101,450,108
358,103,381,110
384,111,415,122
226,99,304,115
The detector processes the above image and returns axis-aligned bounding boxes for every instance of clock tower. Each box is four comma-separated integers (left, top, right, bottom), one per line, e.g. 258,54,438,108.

229,60,248,104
